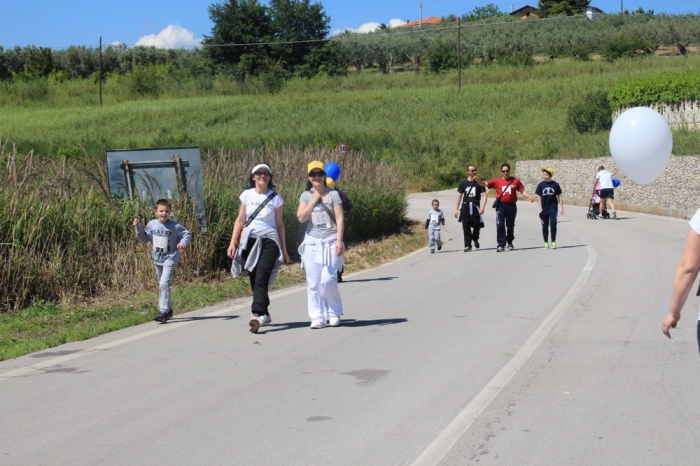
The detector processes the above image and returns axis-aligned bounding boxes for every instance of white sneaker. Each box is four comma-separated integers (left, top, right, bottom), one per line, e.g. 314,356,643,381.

258,314,271,326
310,320,325,329
249,315,260,334
329,315,341,327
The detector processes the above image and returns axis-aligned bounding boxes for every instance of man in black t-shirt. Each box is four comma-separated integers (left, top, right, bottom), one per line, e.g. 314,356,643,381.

455,164,487,252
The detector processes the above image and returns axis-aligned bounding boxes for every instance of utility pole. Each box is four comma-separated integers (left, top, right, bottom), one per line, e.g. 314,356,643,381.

457,18,461,92
420,2,423,27
620,0,623,14
99,36,103,106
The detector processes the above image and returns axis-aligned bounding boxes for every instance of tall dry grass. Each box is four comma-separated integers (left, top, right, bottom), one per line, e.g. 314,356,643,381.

0,141,406,311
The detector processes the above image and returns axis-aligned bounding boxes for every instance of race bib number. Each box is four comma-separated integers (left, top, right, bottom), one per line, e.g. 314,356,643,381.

430,214,440,224
312,210,330,230
153,236,169,253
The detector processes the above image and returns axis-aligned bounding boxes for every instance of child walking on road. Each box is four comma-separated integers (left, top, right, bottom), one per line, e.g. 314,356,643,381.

133,199,192,323
425,199,445,253
535,168,564,249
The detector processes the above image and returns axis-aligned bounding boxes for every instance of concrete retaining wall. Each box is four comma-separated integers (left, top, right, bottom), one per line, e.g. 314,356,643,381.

515,155,700,218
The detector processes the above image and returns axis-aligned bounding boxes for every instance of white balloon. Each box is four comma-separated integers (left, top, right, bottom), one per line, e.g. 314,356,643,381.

609,107,673,185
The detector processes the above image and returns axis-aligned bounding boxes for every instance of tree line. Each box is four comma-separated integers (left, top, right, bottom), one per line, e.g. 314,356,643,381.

1,0,700,86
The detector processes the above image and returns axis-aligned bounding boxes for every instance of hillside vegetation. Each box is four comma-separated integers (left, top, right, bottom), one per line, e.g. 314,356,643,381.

2,55,700,189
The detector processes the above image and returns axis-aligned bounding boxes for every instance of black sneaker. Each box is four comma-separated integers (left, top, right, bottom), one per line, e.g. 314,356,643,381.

507,243,514,251
496,246,504,252
464,246,471,252
154,311,171,323
473,240,480,249
437,244,442,251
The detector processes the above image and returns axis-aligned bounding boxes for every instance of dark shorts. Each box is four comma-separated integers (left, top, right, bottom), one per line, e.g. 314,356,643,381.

600,188,614,200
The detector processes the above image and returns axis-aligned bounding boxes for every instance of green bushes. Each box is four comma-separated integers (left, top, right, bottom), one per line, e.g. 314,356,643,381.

600,31,652,61
0,143,406,311
609,69,700,109
129,64,168,96
567,91,612,133
426,40,459,73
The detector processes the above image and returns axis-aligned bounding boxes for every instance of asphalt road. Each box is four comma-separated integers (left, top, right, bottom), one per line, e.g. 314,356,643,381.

1,190,699,466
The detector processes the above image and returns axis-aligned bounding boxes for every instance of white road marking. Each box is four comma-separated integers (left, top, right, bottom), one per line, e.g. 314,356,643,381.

0,246,427,381
411,236,596,466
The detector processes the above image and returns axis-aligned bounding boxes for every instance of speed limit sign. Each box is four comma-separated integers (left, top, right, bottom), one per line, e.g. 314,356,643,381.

336,142,348,154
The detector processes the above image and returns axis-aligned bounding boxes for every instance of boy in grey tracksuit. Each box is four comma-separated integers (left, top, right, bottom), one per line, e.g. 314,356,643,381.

133,199,192,323
425,199,445,253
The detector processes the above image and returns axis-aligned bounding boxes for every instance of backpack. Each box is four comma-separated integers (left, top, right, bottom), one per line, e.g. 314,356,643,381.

335,188,353,212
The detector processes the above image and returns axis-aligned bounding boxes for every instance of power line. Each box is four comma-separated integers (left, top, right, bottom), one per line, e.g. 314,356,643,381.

642,0,698,8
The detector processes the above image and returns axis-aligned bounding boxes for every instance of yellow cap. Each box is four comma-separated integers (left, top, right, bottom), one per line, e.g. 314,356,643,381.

541,167,554,176
308,160,325,174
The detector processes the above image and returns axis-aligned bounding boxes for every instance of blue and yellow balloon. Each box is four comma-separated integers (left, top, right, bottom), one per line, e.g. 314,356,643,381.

324,162,341,182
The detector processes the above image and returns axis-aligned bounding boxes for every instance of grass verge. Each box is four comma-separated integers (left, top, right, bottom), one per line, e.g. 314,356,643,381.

0,220,424,361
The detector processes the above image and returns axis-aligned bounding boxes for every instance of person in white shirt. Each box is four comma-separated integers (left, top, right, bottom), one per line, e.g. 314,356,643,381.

592,165,617,220
662,207,700,354
227,163,291,334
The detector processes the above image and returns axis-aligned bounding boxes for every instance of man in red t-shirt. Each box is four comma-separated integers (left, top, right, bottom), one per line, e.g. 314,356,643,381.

481,163,534,252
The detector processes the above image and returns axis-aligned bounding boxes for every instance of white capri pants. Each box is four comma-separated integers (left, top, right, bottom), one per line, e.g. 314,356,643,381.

302,240,344,324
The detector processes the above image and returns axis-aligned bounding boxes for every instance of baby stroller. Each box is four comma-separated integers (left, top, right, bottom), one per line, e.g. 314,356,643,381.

587,189,609,219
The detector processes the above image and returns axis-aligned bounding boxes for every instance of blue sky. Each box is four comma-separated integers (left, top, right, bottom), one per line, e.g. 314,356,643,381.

0,0,698,49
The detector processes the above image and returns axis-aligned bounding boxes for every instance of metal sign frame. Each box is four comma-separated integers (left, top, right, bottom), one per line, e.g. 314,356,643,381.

106,146,207,232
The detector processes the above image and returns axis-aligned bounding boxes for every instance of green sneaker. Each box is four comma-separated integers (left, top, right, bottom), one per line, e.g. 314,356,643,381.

464,246,471,252
551,242,557,249
544,242,549,249
612,210,617,220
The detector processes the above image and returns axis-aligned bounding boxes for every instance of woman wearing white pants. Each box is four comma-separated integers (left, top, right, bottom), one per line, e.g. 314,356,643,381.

297,161,345,329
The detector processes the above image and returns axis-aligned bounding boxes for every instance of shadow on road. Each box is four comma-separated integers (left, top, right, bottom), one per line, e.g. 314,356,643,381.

341,277,397,283
341,318,408,327
259,318,408,333
472,244,587,252
168,315,239,323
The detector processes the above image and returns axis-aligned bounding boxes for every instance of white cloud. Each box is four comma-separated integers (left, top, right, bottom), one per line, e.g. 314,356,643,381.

135,24,201,49
389,18,406,28
356,22,381,33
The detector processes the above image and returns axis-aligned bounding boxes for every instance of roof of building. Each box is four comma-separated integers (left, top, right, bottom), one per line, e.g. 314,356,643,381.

510,5,539,16
394,16,442,28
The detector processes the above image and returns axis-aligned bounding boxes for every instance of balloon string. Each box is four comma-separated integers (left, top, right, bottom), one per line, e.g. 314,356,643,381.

647,196,670,312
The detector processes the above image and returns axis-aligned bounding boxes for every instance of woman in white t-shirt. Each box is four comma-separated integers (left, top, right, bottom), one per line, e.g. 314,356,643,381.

227,163,290,334
662,207,700,352
297,160,345,329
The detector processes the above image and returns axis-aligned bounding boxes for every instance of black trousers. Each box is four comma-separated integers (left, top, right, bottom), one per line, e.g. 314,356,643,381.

241,237,279,316
540,207,558,243
496,203,517,247
460,210,481,247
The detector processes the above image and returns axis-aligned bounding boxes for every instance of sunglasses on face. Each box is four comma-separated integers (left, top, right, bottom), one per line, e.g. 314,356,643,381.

502,170,510,173
468,169,477,173
309,171,325,178
253,171,271,177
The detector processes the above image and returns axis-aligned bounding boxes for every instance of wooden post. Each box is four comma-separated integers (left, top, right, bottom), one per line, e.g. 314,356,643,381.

99,36,103,106
457,18,461,92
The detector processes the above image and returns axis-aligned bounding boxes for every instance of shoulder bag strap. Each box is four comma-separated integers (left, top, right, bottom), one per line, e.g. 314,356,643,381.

244,191,278,228
497,179,516,201
309,189,337,225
